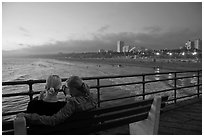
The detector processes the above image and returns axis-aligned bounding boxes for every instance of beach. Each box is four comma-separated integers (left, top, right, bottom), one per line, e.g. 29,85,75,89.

55,57,202,71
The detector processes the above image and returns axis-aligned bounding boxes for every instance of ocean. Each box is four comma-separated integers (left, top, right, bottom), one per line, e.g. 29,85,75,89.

2,57,198,121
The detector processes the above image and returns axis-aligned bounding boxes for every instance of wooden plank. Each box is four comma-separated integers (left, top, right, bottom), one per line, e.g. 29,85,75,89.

90,99,153,115
94,105,151,122
2,130,14,135
2,121,13,130
88,112,149,134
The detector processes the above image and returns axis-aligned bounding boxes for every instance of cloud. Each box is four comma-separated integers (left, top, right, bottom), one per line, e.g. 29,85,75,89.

19,27,30,33
19,27,31,37
97,25,110,33
10,27,201,55
143,26,162,33
18,43,24,46
18,43,32,48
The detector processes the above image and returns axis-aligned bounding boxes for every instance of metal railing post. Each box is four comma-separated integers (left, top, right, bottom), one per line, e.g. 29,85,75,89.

197,71,200,98
174,72,177,104
97,78,100,107
142,75,145,100
28,80,33,101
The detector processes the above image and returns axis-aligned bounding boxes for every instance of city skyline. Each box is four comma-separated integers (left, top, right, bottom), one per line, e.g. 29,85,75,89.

3,2,202,55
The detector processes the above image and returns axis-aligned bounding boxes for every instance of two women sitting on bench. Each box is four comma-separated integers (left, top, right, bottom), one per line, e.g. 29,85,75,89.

17,75,96,126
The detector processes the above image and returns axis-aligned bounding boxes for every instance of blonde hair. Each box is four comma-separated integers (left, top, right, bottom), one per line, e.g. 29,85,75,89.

46,75,62,95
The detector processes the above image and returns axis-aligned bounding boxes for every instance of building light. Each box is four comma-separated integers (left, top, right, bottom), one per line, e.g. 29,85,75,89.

181,52,185,56
155,52,160,55
192,52,197,55
167,52,172,56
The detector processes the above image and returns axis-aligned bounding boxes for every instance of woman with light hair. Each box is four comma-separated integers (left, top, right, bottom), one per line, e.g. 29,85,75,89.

26,75,66,116
18,75,96,127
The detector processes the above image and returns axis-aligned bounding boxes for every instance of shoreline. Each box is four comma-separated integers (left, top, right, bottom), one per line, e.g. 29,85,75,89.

55,57,202,71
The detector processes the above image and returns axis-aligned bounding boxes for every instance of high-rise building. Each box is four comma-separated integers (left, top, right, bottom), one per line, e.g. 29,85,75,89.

122,46,130,52
185,40,194,50
194,39,202,50
117,41,124,52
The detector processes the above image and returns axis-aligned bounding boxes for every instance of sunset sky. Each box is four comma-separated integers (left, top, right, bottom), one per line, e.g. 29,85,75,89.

2,2,202,54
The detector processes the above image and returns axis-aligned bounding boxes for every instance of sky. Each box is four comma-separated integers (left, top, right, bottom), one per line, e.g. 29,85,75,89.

2,2,202,55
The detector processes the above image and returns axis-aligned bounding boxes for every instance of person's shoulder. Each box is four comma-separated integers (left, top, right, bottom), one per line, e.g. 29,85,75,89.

28,99,44,105
64,97,81,106
65,96,93,104
57,101,67,105
70,96,89,104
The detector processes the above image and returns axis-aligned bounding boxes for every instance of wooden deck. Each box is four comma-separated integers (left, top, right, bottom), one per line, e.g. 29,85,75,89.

158,97,202,135
96,97,202,135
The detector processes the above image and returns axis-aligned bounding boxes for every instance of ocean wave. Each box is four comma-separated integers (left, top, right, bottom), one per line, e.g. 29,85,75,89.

33,61,50,68
14,74,30,81
47,59,75,66
38,63,48,67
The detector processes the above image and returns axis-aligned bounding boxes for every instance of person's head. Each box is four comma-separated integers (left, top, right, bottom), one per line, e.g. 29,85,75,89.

45,75,62,96
66,76,90,97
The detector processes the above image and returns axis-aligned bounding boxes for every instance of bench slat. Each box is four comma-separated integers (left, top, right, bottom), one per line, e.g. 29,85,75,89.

92,112,149,133
91,95,168,115
94,105,151,122
2,121,13,131
2,130,14,135
92,99,153,115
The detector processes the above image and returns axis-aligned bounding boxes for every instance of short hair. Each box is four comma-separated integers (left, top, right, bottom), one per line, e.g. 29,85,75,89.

67,76,82,88
67,76,90,96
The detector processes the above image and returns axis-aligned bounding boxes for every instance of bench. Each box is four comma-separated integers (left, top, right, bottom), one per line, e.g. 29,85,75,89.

14,96,168,135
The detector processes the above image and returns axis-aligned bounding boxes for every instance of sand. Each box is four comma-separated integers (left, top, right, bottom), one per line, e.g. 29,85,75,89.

56,57,202,71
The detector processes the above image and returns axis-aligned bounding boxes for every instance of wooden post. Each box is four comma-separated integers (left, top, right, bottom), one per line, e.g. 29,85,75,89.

197,71,200,98
174,73,177,104
97,79,100,107
142,75,145,100
14,116,27,135
28,80,33,101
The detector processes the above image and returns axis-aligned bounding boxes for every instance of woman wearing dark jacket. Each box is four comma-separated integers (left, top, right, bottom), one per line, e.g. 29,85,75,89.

27,75,66,116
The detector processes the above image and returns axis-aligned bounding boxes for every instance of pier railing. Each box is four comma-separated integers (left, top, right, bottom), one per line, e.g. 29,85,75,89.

2,70,202,118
